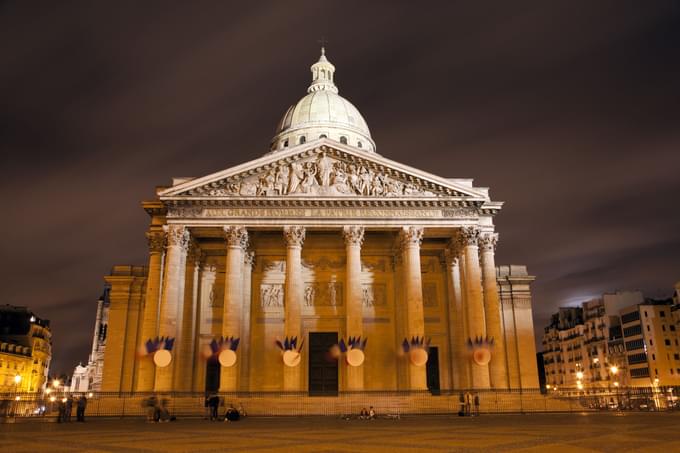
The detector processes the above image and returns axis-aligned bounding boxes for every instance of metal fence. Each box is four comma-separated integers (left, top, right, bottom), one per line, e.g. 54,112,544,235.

1,386,678,420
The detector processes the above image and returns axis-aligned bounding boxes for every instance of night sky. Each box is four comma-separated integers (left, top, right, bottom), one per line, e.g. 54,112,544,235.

2,2,679,375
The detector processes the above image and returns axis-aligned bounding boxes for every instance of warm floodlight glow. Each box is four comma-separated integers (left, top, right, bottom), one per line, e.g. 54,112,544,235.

52,379,60,388
576,371,584,380
614,381,619,387
14,375,22,384
610,365,618,375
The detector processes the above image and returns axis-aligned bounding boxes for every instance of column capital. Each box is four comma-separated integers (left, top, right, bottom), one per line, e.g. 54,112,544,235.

457,226,480,247
444,247,459,268
187,241,202,264
223,226,248,248
163,225,190,251
479,232,499,252
342,226,365,247
244,250,256,267
399,226,424,248
145,231,166,254
283,226,306,247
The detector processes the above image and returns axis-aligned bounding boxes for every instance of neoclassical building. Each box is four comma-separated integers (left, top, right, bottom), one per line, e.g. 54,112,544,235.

100,49,539,395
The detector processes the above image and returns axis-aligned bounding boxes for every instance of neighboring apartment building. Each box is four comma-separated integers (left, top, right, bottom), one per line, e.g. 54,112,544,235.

542,291,643,389
0,305,52,392
620,299,680,387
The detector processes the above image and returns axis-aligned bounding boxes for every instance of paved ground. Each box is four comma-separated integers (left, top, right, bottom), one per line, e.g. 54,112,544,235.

1,412,679,452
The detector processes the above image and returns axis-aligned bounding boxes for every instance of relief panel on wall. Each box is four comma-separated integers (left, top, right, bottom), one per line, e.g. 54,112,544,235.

304,282,343,307
362,283,387,307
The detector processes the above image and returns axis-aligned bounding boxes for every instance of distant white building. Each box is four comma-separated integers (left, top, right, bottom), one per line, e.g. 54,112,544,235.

69,289,109,392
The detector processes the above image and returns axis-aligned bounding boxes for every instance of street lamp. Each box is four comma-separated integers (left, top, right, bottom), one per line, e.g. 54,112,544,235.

12,375,22,417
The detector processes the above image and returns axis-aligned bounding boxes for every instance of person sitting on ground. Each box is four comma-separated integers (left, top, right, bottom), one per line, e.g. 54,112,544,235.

368,406,376,420
237,402,247,418
359,407,368,419
225,404,240,422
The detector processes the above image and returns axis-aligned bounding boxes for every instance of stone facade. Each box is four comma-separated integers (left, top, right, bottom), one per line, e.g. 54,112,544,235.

99,49,540,397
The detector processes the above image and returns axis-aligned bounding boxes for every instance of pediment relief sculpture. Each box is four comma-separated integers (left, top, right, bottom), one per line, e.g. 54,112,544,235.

181,149,444,198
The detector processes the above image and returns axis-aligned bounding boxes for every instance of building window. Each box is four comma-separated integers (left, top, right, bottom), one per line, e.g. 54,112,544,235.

357,141,362,148
660,311,665,318
665,339,671,346
671,325,676,331
675,353,680,360
283,139,289,148
650,339,653,346
647,325,651,332
662,325,666,332
644,311,648,317
671,369,674,375
652,354,656,360
319,134,327,139
340,136,348,144
299,136,306,144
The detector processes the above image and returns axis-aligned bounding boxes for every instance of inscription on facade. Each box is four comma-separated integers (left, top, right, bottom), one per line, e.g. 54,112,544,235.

168,207,477,219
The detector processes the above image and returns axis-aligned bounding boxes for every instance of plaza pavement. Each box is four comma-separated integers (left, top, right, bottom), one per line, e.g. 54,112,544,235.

1,412,679,452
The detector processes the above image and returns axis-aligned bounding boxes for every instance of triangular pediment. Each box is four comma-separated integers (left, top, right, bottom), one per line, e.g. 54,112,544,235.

160,139,492,203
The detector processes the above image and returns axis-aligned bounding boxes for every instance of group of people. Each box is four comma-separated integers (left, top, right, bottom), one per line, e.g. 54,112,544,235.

57,395,88,423
143,395,174,422
359,407,376,420
205,394,246,422
459,392,480,416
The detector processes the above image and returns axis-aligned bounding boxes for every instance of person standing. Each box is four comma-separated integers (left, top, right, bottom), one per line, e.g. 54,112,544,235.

473,393,480,416
57,398,66,423
76,395,87,422
65,396,73,422
209,394,219,421
465,392,472,416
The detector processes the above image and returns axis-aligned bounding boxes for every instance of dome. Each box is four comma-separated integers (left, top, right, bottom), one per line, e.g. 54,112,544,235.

270,48,376,153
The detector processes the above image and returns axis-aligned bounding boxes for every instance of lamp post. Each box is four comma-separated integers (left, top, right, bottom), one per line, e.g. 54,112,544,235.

12,375,22,417
609,365,619,410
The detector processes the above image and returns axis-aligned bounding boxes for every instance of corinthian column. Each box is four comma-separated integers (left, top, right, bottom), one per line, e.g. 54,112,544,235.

458,226,490,389
135,231,165,391
343,226,365,390
220,226,248,392
154,225,189,391
240,250,255,392
283,226,305,391
400,226,427,390
176,242,201,391
480,233,508,388
445,242,470,389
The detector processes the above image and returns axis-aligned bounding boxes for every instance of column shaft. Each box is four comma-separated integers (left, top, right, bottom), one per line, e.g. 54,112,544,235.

283,226,305,391
343,226,364,391
401,226,427,390
480,233,508,389
154,225,189,391
459,227,490,389
240,251,255,392
220,226,248,392
135,231,164,391
446,245,470,389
